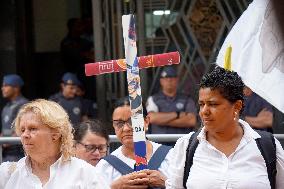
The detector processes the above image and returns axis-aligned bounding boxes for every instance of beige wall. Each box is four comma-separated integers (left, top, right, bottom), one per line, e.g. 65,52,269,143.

33,0,81,52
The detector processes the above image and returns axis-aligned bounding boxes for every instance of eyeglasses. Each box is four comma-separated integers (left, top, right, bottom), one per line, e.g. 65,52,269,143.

112,118,132,129
78,142,108,153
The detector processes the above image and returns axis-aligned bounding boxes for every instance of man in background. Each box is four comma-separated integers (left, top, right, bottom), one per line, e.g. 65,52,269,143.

146,66,197,136
49,72,87,126
1,74,28,161
242,86,274,133
76,82,97,119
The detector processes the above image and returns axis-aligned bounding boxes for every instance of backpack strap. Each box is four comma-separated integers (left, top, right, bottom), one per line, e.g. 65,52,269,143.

255,130,277,189
148,145,172,170
103,155,133,175
183,130,201,189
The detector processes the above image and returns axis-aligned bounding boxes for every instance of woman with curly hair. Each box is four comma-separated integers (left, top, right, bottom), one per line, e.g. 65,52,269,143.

166,66,284,189
0,99,109,189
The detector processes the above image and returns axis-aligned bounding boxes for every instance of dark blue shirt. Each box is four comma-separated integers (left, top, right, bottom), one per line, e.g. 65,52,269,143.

1,96,28,136
242,92,273,131
49,93,86,126
1,95,27,160
81,97,97,119
147,91,197,134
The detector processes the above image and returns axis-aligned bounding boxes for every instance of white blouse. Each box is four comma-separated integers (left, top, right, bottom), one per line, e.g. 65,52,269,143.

95,141,173,186
165,119,284,189
0,156,109,189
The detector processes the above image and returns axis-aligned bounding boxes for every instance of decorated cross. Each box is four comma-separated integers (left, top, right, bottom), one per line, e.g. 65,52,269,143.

85,14,180,171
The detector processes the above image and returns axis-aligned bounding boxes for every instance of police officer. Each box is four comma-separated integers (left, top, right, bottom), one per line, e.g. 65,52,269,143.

146,66,197,135
1,74,28,161
49,73,87,126
76,82,97,119
242,86,274,133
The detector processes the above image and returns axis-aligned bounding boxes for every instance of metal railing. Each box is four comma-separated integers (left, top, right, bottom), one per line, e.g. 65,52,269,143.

1,134,284,163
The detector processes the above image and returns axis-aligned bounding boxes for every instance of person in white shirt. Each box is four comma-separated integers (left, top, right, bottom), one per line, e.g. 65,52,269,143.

95,97,173,189
166,66,284,189
0,99,109,189
74,119,109,166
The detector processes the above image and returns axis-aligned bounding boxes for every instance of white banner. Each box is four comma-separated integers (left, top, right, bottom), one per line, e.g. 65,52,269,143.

216,0,284,113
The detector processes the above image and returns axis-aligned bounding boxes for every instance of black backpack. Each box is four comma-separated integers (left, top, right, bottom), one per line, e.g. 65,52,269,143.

183,129,277,189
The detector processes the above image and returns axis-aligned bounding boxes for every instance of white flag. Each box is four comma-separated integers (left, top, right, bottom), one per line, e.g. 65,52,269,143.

216,0,284,113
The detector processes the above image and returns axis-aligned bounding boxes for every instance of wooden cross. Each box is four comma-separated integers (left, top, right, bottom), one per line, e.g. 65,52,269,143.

85,14,180,171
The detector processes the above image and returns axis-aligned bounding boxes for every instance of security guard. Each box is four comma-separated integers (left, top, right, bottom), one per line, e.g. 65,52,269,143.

49,72,87,126
1,74,28,161
146,66,197,135
76,83,97,119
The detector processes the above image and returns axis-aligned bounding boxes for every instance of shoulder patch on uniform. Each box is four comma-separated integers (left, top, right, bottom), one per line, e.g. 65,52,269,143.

73,107,81,115
176,102,184,110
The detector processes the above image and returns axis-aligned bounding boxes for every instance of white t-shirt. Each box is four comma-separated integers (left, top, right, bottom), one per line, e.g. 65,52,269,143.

166,119,284,189
0,156,109,189
95,141,173,186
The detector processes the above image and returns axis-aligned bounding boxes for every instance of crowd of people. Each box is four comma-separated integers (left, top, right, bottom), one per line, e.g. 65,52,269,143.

0,65,284,188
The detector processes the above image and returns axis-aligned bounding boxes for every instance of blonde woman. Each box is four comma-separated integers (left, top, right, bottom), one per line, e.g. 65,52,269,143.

0,99,109,189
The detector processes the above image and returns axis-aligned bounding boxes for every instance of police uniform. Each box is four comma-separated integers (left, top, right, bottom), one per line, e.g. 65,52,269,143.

1,96,27,161
1,74,27,161
81,98,97,119
49,72,86,126
1,96,28,136
241,92,274,132
146,66,197,134
147,91,197,134
49,93,85,126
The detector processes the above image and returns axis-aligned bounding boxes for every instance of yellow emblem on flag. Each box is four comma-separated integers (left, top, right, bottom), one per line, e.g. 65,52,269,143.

224,46,232,71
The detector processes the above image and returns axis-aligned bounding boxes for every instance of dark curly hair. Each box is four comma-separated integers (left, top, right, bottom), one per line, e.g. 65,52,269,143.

200,65,245,112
